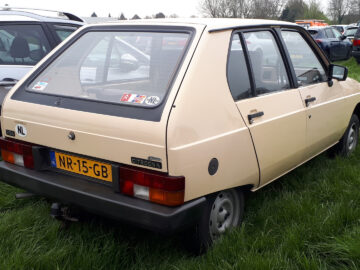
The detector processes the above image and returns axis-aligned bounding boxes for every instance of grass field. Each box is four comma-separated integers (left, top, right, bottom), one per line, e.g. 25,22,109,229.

1,58,360,269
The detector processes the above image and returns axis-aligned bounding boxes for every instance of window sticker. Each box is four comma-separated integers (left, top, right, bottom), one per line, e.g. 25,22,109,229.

120,93,147,104
121,93,132,102
32,81,48,91
145,96,160,106
131,95,146,104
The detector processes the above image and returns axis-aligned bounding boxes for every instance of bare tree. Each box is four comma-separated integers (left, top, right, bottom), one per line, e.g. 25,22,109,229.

328,0,351,23
251,0,286,19
169,13,179,18
200,0,283,18
200,0,234,17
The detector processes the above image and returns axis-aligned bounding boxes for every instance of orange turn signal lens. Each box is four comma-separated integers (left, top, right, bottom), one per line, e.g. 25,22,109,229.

149,188,184,206
1,149,14,164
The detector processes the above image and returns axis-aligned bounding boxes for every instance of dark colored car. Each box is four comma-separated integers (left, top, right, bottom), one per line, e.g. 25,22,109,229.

344,26,359,43
352,27,360,63
308,26,352,61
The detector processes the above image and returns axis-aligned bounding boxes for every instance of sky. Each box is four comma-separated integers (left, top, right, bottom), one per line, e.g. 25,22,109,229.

0,0,202,18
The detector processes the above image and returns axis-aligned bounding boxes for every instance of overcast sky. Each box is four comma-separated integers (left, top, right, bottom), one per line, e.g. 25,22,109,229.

1,0,202,18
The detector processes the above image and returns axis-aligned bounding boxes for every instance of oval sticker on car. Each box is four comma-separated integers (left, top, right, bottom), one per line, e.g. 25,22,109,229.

15,124,27,137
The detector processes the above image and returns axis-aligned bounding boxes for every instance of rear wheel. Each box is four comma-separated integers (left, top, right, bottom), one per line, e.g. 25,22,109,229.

187,188,244,254
333,114,359,157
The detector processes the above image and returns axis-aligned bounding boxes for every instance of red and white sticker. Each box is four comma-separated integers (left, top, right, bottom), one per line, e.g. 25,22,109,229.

121,93,132,102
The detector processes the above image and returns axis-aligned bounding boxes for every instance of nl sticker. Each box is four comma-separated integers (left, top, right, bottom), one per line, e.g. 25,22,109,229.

32,81,48,91
145,96,160,106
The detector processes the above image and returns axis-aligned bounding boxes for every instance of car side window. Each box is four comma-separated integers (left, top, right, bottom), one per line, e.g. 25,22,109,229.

332,28,342,38
325,28,335,38
243,31,290,95
51,24,80,41
0,24,50,65
227,34,252,100
281,31,327,86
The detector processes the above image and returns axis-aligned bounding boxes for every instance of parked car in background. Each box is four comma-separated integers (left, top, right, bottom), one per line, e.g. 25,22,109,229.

0,19,359,253
308,26,352,61
0,7,84,106
352,27,360,63
332,25,348,34
344,26,359,43
296,19,328,28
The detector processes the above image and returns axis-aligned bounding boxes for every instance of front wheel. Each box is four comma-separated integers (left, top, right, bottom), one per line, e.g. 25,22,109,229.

187,188,244,254
334,114,359,156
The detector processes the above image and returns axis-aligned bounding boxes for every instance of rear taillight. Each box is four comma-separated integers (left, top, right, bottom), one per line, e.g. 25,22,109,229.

353,39,360,46
0,138,34,168
315,39,322,43
120,166,185,206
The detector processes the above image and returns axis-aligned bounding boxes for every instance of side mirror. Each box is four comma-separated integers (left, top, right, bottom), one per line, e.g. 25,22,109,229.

340,35,347,40
329,64,348,81
119,54,140,73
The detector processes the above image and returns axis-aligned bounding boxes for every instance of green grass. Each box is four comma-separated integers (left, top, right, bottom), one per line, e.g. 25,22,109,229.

336,57,360,82
1,58,360,269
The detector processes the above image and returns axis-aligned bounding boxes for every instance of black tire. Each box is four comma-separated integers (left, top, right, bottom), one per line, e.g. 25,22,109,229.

333,114,359,157
185,188,244,254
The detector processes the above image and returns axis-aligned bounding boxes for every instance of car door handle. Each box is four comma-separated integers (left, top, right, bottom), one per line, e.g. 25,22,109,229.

305,97,316,107
0,81,16,86
248,111,264,124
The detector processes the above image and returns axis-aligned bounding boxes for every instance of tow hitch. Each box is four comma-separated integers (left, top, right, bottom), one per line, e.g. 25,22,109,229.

50,202,79,222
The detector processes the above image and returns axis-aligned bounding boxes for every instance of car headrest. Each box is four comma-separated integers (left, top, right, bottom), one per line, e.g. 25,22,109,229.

10,36,30,59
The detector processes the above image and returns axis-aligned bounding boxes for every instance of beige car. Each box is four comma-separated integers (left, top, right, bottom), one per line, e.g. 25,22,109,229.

0,19,359,251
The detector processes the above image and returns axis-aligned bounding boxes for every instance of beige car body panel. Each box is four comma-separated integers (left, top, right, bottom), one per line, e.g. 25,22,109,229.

1,22,206,173
2,19,360,203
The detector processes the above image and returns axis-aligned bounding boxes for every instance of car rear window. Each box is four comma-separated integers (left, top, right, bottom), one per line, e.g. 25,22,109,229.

345,28,358,36
27,31,190,107
308,30,319,38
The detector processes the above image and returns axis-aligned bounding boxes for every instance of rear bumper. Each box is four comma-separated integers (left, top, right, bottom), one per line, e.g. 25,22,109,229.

0,161,206,234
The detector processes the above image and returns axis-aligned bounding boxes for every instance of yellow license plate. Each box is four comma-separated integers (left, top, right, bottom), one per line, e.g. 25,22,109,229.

50,151,112,182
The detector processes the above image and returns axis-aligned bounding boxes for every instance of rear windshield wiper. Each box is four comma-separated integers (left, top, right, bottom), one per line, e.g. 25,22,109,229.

0,78,18,86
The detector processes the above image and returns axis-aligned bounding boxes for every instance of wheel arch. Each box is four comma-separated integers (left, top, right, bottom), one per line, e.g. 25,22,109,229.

352,103,360,120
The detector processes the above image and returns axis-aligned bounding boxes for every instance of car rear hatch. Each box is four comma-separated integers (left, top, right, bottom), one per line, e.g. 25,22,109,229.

1,24,204,180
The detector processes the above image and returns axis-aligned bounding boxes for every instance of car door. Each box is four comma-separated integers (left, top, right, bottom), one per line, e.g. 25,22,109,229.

230,30,307,187
332,28,348,59
324,28,340,60
280,29,348,159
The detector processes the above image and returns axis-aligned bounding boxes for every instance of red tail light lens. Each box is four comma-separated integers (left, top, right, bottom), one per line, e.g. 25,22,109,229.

353,39,360,46
315,39,322,43
0,138,34,169
120,166,185,206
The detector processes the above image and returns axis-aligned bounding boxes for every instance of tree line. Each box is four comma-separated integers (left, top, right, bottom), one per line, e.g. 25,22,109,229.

200,0,360,24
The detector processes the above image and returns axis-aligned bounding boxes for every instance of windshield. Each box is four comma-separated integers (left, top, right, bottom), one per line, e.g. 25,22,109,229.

28,31,190,107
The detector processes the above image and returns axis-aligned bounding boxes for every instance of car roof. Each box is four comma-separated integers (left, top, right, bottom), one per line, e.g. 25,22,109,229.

84,18,297,32
308,26,327,30
0,7,84,25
